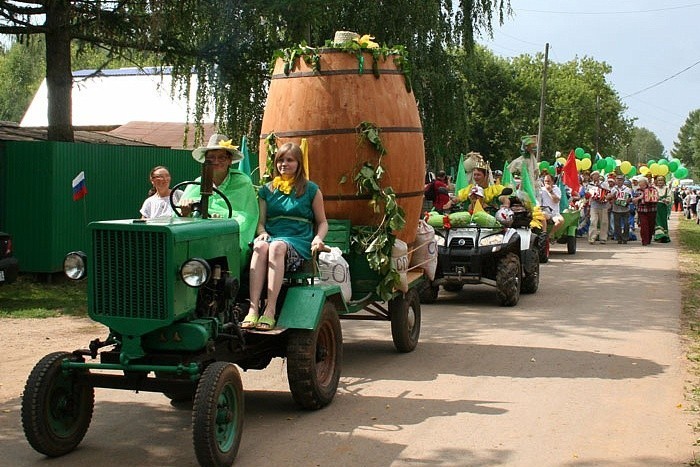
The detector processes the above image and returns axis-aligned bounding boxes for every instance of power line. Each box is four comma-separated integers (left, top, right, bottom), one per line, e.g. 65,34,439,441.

622,58,700,98
518,3,700,15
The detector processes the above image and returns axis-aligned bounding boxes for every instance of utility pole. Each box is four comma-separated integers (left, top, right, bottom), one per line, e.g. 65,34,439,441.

536,43,549,163
595,95,600,154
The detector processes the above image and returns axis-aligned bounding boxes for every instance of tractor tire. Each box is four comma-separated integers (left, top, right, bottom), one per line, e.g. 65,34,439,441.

418,282,439,304
390,288,422,353
287,303,342,410
537,233,549,263
443,283,464,293
192,362,244,467
496,252,521,306
21,351,94,457
521,248,540,294
567,235,577,254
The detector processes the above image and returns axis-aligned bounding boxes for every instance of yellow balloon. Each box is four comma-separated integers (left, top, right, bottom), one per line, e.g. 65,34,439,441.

650,163,660,176
575,159,582,170
620,161,632,174
580,158,592,170
556,157,566,165
640,166,649,175
658,164,669,176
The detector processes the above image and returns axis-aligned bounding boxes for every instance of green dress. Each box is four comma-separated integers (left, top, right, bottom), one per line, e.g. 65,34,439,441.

180,168,259,258
259,181,319,260
654,185,671,243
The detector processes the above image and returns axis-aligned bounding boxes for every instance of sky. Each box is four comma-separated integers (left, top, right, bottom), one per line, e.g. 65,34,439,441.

476,0,700,156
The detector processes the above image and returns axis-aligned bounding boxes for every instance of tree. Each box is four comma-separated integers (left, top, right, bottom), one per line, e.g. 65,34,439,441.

0,0,511,144
625,127,664,166
671,109,700,167
0,39,45,121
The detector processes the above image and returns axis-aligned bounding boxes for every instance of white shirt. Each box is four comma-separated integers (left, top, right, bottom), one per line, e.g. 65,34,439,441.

140,189,183,218
540,184,561,216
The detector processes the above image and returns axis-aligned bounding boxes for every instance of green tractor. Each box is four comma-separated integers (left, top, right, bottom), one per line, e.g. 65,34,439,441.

21,165,424,466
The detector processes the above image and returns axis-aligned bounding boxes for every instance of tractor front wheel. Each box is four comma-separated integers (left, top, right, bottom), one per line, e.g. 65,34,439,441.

21,351,94,457
390,288,422,353
192,362,244,467
287,303,342,410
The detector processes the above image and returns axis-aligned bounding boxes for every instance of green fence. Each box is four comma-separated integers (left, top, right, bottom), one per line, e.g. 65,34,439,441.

0,141,202,273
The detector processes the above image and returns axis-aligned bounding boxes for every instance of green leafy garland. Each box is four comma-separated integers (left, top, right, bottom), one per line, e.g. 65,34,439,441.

273,37,412,92
351,121,406,301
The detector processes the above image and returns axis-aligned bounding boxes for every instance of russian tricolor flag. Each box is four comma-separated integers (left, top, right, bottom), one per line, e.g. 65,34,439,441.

72,171,87,201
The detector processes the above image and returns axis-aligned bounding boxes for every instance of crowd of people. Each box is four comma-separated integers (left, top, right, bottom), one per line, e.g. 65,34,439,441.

139,134,327,332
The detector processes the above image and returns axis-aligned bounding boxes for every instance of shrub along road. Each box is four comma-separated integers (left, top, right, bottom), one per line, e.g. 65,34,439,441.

0,214,695,465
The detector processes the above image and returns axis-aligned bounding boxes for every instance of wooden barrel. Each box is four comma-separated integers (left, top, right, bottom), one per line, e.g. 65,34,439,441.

259,50,425,246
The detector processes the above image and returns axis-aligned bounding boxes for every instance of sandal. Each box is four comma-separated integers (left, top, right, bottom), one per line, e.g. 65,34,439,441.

255,315,276,331
240,313,258,329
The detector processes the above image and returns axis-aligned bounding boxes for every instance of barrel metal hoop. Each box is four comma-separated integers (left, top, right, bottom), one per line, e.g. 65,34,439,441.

272,69,405,79
260,127,423,139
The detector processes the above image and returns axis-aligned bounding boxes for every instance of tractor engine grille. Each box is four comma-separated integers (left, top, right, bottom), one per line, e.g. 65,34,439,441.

91,229,168,320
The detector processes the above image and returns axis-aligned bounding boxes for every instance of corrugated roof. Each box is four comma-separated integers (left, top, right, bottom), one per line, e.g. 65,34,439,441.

0,121,153,146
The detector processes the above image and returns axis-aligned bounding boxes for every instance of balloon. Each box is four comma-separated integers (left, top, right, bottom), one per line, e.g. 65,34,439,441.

606,158,616,173
580,158,592,170
627,166,637,176
583,152,591,160
639,166,649,175
647,159,656,167
575,147,585,159
649,163,660,176
538,161,550,171
575,159,582,170
548,166,555,176
595,159,607,170
658,165,669,176
620,161,632,174
669,160,679,172
675,167,689,178
658,159,668,166
557,157,566,165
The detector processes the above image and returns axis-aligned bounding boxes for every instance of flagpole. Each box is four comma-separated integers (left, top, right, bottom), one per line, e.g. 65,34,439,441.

536,43,549,164
82,197,88,226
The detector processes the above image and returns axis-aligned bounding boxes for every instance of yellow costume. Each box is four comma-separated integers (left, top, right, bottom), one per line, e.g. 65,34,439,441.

457,183,506,209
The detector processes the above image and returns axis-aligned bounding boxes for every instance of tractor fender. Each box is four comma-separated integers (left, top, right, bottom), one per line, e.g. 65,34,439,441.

277,284,347,330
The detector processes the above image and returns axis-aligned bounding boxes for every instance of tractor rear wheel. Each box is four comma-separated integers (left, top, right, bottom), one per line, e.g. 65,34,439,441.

21,352,94,457
567,235,577,254
287,303,342,409
192,362,244,467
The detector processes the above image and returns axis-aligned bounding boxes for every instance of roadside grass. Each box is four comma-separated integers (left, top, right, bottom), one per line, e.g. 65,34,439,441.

677,216,700,460
0,274,87,318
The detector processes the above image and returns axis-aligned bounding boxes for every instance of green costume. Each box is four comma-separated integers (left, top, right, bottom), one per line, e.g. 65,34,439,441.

258,181,319,260
180,168,259,258
654,185,671,243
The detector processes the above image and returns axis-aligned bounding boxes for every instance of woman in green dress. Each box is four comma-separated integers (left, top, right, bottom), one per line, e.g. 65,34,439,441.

654,175,672,243
243,142,328,331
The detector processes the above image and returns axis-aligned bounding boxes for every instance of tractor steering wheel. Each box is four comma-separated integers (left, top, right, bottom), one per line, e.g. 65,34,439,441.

170,181,233,219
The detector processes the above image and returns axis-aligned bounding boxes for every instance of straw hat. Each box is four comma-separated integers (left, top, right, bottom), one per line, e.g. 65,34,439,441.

192,133,243,163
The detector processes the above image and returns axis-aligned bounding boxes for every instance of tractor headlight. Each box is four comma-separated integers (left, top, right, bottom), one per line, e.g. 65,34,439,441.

64,251,87,280
180,258,211,287
479,233,505,247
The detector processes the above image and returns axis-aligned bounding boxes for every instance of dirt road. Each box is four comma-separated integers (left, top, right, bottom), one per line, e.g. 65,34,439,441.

0,215,694,466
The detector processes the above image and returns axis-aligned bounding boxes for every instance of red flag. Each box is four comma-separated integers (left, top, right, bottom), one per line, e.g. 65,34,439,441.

562,150,580,194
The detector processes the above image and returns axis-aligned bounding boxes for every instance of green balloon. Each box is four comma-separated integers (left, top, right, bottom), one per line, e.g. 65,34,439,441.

575,147,585,158
595,159,606,170
675,167,689,178
548,166,555,176
539,161,550,171
628,166,637,176
606,158,616,173
647,159,656,167
669,160,679,172
583,152,591,159
658,159,669,166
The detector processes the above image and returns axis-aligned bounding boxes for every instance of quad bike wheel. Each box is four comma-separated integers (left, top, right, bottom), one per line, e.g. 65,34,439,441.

286,303,342,409
496,252,521,306
192,362,244,467
520,248,540,294
21,352,95,457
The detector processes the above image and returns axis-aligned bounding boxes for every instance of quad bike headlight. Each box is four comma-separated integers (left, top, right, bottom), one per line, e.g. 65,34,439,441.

479,233,505,247
64,251,87,280
180,258,211,287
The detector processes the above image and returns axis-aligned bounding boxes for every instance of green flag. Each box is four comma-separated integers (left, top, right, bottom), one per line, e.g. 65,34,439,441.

557,176,569,212
455,153,467,193
501,161,512,187
520,164,538,207
238,135,252,179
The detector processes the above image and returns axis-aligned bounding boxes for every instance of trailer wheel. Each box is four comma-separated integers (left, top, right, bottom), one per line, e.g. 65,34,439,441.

21,352,94,457
287,303,342,409
390,288,422,353
192,362,244,467
567,235,577,254
418,282,439,304
496,252,521,306
520,248,540,294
